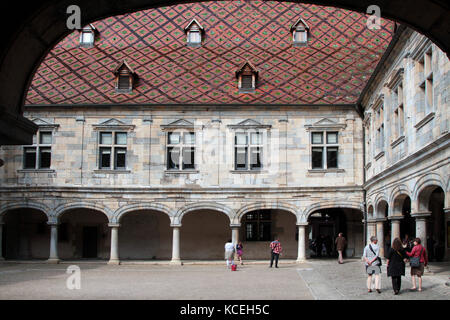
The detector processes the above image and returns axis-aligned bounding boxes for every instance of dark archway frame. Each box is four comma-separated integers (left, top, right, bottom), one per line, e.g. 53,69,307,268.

0,0,448,145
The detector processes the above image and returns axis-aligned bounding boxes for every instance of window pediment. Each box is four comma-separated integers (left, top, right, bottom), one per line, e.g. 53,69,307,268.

386,68,404,89
160,119,202,131
304,118,346,131
31,118,59,129
227,119,271,130
93,118,135,131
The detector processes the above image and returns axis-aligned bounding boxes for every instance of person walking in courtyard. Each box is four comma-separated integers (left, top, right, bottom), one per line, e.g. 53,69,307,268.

363,236,382,293
386,237,408,295
236,241,244,265
224,239,235,269
269,238,282,268
335,233,347,264
406,237,428,292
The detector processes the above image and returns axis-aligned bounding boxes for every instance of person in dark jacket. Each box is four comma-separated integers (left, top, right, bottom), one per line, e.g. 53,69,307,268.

386,237,408,295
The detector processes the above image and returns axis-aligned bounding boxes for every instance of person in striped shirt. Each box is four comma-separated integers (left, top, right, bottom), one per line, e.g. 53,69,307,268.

269,238,282,268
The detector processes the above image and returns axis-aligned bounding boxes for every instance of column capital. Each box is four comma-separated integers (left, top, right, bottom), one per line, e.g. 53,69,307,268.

230,224,241,228
296,223,308,226
108,223,121,228
170,223,182,228
411,211,431,219
47,221,60,226
444,207,450,214
388,215,404,221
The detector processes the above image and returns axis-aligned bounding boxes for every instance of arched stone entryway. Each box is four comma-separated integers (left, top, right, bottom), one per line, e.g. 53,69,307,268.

1,208,49,260
239,209,298,259
180,209,231,260
307,208,364,258
117,210,172,260
58,208,110,260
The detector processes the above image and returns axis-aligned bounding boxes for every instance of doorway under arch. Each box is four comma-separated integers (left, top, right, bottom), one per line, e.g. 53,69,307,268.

58,208,109,260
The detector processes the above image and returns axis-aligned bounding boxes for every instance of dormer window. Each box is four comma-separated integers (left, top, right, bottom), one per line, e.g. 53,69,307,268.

236,61,258,94
184,19,204,47
290,18,309,47
113,61,137,94
79,24,97,48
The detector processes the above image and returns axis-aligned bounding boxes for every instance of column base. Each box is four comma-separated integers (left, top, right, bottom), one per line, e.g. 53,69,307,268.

47,258,60,264
170,259,183,265
107,259,120,265
296,258,306,263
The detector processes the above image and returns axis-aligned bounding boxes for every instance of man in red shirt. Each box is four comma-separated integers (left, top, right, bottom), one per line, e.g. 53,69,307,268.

269,238,282,268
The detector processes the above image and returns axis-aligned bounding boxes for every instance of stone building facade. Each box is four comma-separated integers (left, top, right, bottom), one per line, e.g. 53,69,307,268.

0,1,448,263
362,30,450,260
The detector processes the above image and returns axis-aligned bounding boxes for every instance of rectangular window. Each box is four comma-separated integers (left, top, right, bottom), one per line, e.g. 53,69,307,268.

241,75,253,89
311,131,339,170
167,131,195,171
244,210,271,241
24,147,37,169
23,130,53,169
99,132,127,170
234,131,263,171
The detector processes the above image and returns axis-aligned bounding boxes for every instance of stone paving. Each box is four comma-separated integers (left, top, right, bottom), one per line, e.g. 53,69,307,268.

0,258,448,300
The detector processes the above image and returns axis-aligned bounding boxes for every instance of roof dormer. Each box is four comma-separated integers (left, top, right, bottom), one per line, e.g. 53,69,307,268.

184,19,204,47
79,24,98,48
113,61,137,94
235,61,258,94
290,18,310,47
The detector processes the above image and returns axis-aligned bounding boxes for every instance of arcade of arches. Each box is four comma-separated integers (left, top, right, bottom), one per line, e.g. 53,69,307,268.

0,204,368,263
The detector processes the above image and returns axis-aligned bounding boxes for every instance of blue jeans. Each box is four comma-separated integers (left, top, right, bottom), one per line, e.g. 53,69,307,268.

270,252,279,267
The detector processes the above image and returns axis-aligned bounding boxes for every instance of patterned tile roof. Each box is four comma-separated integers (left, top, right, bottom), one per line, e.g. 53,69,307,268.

25,0,395,106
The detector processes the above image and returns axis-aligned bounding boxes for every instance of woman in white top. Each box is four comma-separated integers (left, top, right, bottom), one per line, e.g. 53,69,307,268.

224,240,235,268
363,236,382,293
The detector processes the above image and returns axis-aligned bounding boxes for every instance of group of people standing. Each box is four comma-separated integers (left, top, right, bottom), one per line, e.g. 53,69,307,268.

363,236,428,295
224,238,283,269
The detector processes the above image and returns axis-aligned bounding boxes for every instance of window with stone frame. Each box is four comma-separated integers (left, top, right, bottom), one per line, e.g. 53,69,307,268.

311,131,339,169
234,131,263,171
23,131,53,169
418,48,434,114
374,99,385,154
166,131,196,170
236,61,258,93
392,81,405,140
243,210,272,241
98,131,127,170
290,18,309,47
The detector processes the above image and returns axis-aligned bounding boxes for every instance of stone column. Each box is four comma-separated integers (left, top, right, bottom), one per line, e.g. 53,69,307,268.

366,220,377,244
47,222,60,264
445,208,450,260
108,223,120,265
170,225,182,265
231,225,240,260
390,216,403,244
411,212,431,251
0,221,4,261
296,224,307,262
376,219,385,257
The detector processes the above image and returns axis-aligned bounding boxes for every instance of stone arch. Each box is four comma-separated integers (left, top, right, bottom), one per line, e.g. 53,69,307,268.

53,201,112,222
374,194,389,218
0,201,52,220
367,205,374,219
235,201,299,225
112,202,174,224
389,185,412,216
302,201,364,223
413,173,446,212
175,202,235,225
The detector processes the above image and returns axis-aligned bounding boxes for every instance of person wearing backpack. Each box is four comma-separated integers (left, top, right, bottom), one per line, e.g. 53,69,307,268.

386,238,409,295
362,236,382,293
406,237,428,292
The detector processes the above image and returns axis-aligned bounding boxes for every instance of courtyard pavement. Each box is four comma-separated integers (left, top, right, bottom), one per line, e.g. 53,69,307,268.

0,258,448,300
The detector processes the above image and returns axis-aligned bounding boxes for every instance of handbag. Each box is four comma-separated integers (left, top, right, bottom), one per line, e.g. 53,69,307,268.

410,247,423,268
369,245,382,266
